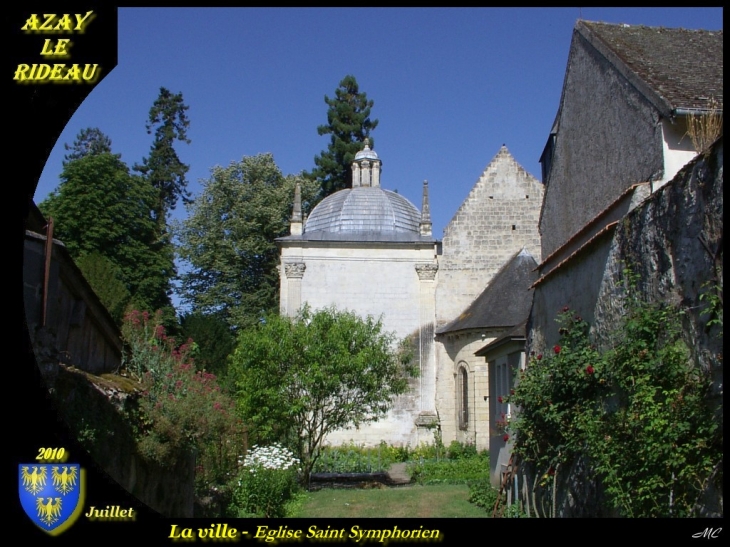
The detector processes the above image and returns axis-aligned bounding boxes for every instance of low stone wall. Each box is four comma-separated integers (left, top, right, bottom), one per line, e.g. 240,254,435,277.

52,365,195,517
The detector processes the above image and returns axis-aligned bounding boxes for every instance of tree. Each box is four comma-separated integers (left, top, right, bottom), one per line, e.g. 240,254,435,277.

39,152,174,313
134,87,191,223
76,252,131,325
63,127,118,166
229,305,416,481
308,75,378,197
176,153,319,330
130,87,191,318
180,312,236,380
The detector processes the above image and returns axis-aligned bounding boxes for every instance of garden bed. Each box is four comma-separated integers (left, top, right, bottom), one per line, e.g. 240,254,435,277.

308,471,393,490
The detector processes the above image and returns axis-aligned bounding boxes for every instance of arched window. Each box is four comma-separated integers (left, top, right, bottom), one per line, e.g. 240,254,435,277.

458,365,469,430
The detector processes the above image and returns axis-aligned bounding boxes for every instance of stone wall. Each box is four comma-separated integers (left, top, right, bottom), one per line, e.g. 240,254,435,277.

280,241,438,447
24,210,195,518
528,137,723,517
24,231,122,376
434,146,542,451
52,366,195,517
435,331,494,450
436,146,543,325
282,243,437,341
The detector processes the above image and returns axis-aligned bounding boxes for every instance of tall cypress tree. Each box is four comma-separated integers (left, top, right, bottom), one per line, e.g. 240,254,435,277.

309,75,378,198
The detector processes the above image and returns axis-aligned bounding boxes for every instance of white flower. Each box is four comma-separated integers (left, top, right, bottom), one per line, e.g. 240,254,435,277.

242,444,300,472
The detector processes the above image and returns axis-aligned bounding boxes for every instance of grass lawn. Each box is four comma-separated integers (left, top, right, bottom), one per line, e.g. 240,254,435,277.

292,484,489,518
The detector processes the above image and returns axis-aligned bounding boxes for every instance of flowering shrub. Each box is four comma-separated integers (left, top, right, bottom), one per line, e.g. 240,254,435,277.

121,310,246,510
229,444,301,518
508,310,603,473
494,416,509,434
509,282,721,517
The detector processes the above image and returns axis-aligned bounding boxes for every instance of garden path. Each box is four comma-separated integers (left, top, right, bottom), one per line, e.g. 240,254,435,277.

386,463,411,485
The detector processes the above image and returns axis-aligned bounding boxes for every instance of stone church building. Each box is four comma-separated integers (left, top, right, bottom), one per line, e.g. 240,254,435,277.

277,140,543,451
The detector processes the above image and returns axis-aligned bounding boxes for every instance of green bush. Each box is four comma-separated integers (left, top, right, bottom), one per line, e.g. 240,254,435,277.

312,440,479,474
408,440,447,462
313,441,405,473
502,504,528,518
408,452,489,485
467,477,500,511
447,440,478,460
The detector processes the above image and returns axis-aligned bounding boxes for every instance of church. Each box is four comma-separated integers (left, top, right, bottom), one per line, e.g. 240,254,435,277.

277,139,543,454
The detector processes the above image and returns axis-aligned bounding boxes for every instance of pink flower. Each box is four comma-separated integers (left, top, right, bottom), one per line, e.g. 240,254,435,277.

536,354,543,361
585,365,595,375
554,345,561,354
503,434,509,442
497,396,503,404
562,305,570,312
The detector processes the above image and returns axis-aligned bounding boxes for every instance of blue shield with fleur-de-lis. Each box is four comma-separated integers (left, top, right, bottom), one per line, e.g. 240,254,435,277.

19,464,84,535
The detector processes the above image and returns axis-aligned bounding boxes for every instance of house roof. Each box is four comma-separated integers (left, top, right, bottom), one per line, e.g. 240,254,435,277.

579,20,723,113
474,320,527,357
436,249,538,335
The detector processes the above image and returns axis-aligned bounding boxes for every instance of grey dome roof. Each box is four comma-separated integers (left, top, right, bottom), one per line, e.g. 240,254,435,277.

305,187,421,234
354,146,379,161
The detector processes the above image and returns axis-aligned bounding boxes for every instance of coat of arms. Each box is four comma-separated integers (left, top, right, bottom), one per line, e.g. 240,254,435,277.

19,463,84,534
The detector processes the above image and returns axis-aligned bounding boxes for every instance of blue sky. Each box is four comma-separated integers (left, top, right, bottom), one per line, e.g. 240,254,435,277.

33,7,723,307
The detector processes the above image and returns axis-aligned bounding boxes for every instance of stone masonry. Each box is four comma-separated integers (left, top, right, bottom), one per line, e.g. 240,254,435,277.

436,146,543,325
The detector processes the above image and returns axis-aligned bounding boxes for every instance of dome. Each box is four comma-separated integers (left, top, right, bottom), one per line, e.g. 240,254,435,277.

305,187,421,234
354,140,379,161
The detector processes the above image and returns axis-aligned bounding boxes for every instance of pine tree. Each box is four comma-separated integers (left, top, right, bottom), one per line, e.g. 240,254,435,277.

134,87,191,223
63,127,118,166
309,75,378,197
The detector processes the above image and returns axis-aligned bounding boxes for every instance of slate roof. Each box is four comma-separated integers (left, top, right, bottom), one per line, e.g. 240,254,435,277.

579,20,723,112
278,230,435,244
436,249,538,335
282,186,433,243
474,320,527,358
